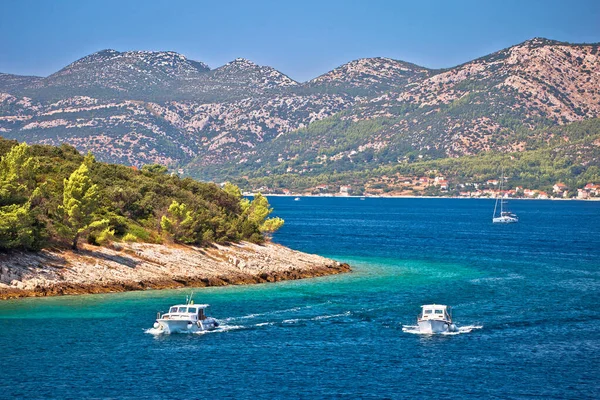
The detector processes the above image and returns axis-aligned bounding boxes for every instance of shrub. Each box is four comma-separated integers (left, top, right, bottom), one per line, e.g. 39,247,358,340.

122,233,138,242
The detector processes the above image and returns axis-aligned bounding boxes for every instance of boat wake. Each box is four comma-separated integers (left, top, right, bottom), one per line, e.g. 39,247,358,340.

145,308,351,335
469,274,524,284
221,303,329,323
402,324,483,335
312,311,351,321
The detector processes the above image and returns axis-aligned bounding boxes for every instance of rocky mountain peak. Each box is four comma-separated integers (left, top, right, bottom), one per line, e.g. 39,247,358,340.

16,49,213,99
229,57,257,66
66,49,210,73
210,58,298,89
520,37,564,48
306,56,430,93
73,49,120,64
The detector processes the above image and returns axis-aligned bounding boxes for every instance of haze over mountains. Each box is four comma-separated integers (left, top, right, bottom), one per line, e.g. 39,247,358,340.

1,37,599,191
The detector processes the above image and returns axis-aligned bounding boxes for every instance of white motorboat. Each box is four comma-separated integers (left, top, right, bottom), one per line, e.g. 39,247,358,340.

417,304,457,334
153,296,219,334
294,197,301,201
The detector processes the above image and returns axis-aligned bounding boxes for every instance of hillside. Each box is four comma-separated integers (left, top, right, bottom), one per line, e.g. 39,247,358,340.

0,138,283,252
0,73,43,93
1,38,599,194
203,38,600,185
0,92,355,167
229,118,600,197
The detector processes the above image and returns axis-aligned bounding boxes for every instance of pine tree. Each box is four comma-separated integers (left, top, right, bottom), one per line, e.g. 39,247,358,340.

245,193,271,225
61,162,101,249
160,200,195,243
0,143,44,250
0,143,37,206
223,182,243,199
244,193,284,235
0,203,36,250
260,216,285,234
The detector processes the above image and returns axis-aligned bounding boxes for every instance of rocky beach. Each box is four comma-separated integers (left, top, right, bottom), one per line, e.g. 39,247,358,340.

0,241,350,300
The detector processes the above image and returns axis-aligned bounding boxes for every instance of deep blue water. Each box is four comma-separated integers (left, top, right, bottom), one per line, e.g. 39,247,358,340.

1,198,599,399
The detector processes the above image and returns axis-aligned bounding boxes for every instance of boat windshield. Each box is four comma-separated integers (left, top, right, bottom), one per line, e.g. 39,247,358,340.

188,307,197,314
169,307,178,313
422,308,448,318
177,307,188,313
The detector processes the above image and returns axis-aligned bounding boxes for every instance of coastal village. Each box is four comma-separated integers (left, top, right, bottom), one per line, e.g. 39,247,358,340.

240,175,600,200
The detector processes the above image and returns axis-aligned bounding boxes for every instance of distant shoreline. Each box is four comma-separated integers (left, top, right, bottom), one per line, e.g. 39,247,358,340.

260,194,600,201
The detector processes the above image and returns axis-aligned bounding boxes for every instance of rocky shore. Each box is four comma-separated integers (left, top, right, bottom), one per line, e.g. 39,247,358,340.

0,242,350,300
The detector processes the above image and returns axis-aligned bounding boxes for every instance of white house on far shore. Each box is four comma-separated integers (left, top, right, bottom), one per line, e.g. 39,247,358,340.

339,186,351,196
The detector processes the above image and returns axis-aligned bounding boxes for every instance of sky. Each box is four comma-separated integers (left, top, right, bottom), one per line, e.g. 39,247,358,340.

1,0,599,82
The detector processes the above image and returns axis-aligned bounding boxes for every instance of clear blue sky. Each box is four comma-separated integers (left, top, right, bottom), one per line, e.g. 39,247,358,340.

1,0,599,82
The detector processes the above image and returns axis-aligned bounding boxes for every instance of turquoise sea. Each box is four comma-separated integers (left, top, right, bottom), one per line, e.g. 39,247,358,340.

1,198,599,399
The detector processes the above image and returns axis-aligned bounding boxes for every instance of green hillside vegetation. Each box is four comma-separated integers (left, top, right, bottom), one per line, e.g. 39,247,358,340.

192,87,561,182
0,138,282,251
229,118,600,194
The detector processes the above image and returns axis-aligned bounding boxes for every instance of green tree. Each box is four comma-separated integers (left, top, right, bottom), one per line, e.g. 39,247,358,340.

223,182,242,199
260,216,285,234
61,162,103,249
0,143,45,250
160,200,195,243
0,143,38,206
0,203,36,250
224,182,250,211
142,164,169,174
245,193,271,225
244,193,284,235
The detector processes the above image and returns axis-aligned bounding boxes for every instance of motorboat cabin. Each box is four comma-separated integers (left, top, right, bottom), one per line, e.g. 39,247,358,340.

417,304,457,334
164,304,209,321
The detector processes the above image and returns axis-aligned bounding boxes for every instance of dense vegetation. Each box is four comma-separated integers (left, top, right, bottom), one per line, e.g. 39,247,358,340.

0,138,283,251
192,87,574,183
227,118,600,194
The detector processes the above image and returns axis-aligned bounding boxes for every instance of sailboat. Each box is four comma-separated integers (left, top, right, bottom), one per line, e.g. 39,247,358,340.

493,171,518,223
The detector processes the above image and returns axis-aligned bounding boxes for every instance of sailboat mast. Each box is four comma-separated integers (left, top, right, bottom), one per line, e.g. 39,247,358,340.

493,193,499,218
499,168,504,215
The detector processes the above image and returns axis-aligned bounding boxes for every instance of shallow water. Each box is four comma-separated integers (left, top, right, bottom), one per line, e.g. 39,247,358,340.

1,198,599,399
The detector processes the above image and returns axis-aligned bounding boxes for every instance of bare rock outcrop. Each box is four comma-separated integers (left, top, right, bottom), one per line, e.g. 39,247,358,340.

0,241,350,300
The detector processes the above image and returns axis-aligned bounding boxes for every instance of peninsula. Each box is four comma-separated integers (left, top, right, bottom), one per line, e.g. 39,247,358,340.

0,140,350,299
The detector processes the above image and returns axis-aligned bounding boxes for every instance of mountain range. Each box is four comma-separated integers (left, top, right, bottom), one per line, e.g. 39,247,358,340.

1,37,599,193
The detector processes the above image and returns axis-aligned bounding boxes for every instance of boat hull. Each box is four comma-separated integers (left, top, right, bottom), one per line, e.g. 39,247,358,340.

493,216,518,223
418,320,456,334
155,318,218,334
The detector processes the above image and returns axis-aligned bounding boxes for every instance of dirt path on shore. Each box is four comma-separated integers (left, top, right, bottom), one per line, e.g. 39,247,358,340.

0,241,350,300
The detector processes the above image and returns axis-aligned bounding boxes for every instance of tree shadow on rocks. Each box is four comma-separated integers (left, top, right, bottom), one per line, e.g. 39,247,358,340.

77,248,141,269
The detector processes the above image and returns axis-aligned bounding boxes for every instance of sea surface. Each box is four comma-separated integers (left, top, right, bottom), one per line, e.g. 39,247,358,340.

1,198,599,399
